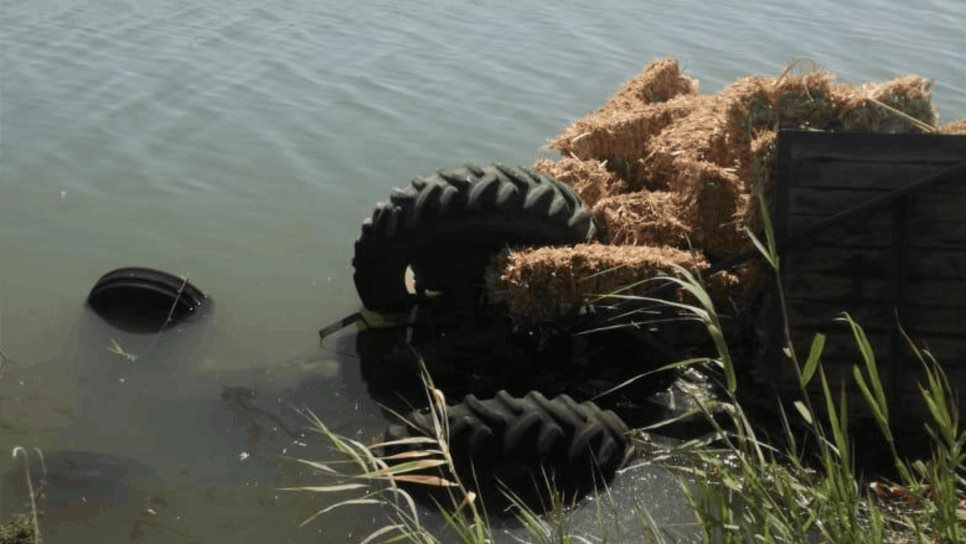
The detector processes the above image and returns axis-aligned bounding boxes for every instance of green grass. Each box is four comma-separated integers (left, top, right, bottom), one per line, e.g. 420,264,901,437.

1,448,42,544
289,287,964,542
282,360,494,544
0,515,34,544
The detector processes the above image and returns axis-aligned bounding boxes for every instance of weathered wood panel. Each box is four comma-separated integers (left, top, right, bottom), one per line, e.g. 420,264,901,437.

770,130,966,421
785,301,966,338
785,247,966,280
794,160,966,192
789,188,966,217
786,274,966,308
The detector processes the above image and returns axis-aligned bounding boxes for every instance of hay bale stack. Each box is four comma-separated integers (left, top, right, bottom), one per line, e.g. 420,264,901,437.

597,57,699,113
673,159,750,257
640,72,837,188
835,76,937,132
492,59,942,321
591,191,689,246
550,98,699,180
550,58,700,184
532,156,630,208
489,244,708,322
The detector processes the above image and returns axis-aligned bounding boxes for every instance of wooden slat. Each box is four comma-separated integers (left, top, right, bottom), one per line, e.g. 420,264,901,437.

784,302,893,331
902,335,966,367
786,213,966,250
788,188,966,217
772,131,966,407
786,302,966,338
905,218,966,250
785,247,966,280
784,131,966,165
785,272,891,302
786,273,966,309
793,159,966,191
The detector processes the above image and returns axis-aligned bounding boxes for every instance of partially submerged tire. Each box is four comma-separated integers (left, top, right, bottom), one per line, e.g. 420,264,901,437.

385,390,628,505
353,164,596,312
87,267,207,333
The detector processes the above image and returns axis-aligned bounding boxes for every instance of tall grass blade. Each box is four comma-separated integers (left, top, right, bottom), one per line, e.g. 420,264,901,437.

300,498,382,528
359,524,404,544
745,227,778,270
279,483,368,493
840,313,889,421
800,333,826,387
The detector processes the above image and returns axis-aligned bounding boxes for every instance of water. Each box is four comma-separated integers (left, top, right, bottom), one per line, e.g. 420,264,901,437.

1,0,963,541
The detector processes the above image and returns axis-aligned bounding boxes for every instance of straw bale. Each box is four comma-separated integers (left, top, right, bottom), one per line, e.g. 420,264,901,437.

739,129,778,235
673,159,749,258
637,95,728,189
550,58,699,184
550,97,697,177
833,76,937,132
591,191,689,246
532,157,630,208
732,72,838,133
938,119,966,134
641,72,837,188
491,59,948,319
596,57,698,114
491,244,707,321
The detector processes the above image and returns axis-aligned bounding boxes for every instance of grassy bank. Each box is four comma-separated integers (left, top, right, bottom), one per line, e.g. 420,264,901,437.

291,299,964,541
291,194,964,542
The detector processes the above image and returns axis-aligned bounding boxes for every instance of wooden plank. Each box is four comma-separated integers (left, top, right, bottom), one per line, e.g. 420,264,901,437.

789,187,890,216
788,188,966,217
905,278,966,308
786,210,892,248
771,131,966,404
785,246,966,280
793,159,966,191
784,131,966,165
786,273,966,308
786,302,966,337
784,302,893,332
907,192,966,217
902,334,966,367
786,213,966,251
783,309,966,370
784,272,891,302
784,247,891,279
905,218,966,251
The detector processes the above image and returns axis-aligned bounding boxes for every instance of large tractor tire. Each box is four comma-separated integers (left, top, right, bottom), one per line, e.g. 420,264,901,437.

353,163,596,312
384,390,628,506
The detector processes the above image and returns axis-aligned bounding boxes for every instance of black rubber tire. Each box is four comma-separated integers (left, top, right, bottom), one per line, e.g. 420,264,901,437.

385,390,627,499
353,163,596,312
87,267,208,333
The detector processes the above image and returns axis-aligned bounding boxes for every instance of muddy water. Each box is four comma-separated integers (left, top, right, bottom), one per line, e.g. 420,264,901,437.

1,0,964,541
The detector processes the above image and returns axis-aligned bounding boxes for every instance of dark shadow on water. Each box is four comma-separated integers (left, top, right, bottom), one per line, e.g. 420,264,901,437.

352,306,708,428
349,305,718,514
2,450,158,522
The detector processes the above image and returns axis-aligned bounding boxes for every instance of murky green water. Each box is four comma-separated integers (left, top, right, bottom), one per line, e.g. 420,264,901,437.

1,0,964,541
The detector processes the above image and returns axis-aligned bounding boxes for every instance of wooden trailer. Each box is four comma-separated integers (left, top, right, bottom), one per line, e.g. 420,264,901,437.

765,130,966,422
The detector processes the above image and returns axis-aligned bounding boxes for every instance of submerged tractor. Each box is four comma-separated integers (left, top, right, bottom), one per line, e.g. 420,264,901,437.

342,58,965,506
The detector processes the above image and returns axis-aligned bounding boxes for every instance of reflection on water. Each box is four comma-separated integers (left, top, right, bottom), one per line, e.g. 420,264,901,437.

1,0,963,540
0,310,384,542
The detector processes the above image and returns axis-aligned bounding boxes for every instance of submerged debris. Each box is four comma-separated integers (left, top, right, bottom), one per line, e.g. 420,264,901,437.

0,515,34,544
